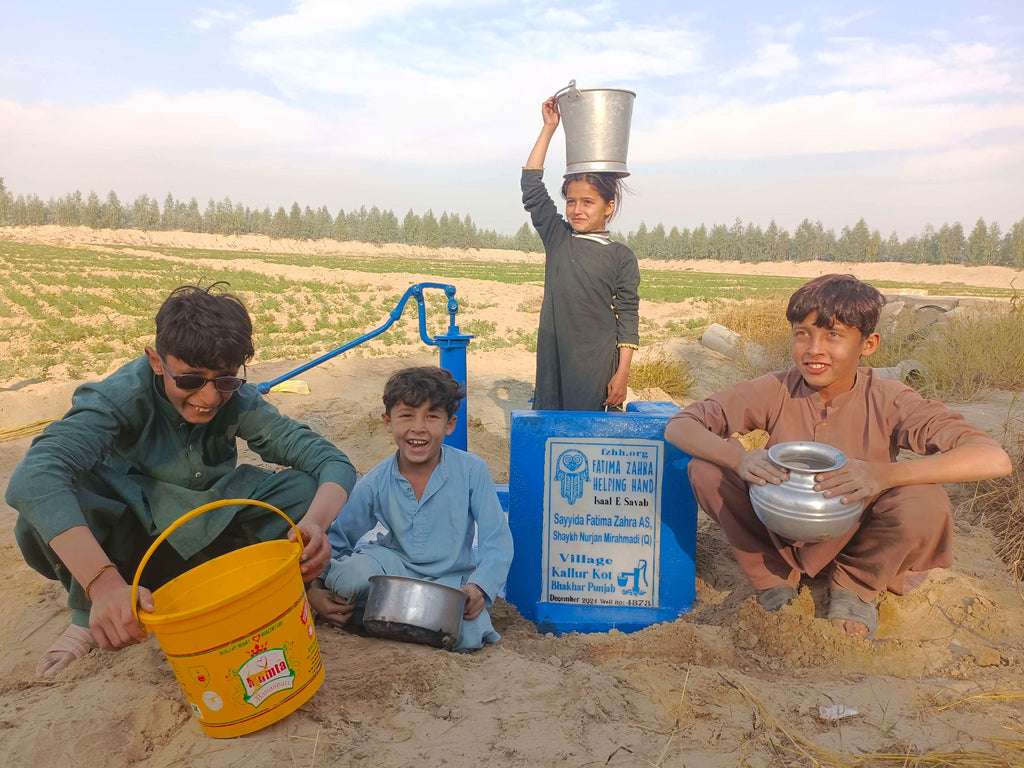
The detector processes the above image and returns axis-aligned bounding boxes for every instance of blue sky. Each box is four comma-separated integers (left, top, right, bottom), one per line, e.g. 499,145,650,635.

2,1,1022,239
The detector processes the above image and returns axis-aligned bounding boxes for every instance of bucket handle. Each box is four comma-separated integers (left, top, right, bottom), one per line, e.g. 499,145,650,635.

554,79,582,103
130,498,302,624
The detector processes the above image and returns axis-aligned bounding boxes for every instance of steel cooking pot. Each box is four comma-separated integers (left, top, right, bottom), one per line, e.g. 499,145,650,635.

363,575,467,650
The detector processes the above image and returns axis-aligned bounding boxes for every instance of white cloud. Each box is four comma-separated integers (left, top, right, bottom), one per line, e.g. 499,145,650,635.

0,91,327,150
723,21,803,83
237,0,484,42
224,8,704,164
730,43,800,80
236,15,703,98
536,9,592,28
951,42,998,65
820,10,875,32
3,2,1022,238
4,7,1019,171
633,90,1024,161
192,8,240,31
753,21,804,40
816,40,1013,101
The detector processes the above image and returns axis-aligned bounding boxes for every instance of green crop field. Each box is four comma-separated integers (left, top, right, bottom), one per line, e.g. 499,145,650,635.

124,244,1016,301
1,241,1018,391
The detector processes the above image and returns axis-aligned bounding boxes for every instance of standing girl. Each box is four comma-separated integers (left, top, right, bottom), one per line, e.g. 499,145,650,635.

522,96,640,411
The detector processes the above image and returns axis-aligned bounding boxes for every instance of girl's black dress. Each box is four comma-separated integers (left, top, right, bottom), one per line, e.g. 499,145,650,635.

521,168,640,411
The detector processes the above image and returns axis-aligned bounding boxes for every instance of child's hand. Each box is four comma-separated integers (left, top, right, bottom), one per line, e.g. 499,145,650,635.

541,97,560,128
604,370,629,408
307,579,356,627
814,458,888,505
291,523,332,583
461,583,485,621
736,447,789,486
89,579,152,651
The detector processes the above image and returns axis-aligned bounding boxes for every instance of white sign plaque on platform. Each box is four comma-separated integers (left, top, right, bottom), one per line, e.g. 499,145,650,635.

541,437,663,608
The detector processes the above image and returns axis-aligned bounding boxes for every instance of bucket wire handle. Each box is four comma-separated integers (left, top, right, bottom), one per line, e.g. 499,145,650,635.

553,79,581,103
130,498,302,624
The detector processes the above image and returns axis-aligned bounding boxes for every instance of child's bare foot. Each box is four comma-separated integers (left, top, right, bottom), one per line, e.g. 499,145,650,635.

826,589,878,639
37,624,98,678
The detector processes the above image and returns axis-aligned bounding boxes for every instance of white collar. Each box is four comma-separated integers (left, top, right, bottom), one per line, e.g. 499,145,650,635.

571,230,613,245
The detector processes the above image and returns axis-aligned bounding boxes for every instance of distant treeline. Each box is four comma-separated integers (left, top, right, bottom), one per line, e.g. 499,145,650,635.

1,179,1021,267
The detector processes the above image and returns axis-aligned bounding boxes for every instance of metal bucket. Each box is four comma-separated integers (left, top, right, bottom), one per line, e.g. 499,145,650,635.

555,79,636,178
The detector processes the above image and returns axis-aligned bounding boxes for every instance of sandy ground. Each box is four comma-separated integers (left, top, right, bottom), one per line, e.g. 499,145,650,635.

2,227,1024,766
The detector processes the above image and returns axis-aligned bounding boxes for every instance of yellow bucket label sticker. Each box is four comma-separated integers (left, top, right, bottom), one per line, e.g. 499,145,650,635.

239,649,295,707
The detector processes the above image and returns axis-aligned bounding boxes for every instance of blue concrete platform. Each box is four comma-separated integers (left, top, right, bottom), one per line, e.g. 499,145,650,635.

502,402,696,635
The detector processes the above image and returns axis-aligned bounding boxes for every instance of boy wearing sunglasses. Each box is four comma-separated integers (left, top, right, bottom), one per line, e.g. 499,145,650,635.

7,284,356,678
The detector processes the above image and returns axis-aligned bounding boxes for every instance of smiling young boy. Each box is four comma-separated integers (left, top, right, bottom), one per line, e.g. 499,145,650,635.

664,274,1011,638
6,284,355,678
308,366,514,651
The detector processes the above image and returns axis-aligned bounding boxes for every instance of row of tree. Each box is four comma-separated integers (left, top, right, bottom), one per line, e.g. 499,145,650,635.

626,217,1024,267
1,179,1021,266
0,183,535,252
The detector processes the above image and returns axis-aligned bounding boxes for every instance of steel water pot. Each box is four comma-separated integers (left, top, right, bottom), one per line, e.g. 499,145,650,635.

748,442,866,543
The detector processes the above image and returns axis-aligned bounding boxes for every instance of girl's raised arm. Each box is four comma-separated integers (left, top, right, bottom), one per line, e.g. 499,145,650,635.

525,97,560,168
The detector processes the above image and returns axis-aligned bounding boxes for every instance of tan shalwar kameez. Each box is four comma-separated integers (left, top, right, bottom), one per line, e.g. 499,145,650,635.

671,367,1002,602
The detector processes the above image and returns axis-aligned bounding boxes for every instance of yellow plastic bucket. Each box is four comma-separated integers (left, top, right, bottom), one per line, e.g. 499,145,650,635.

131,499,324,738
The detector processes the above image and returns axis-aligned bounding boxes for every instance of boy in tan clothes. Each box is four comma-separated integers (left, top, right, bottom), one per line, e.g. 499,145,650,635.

664,274,1011,638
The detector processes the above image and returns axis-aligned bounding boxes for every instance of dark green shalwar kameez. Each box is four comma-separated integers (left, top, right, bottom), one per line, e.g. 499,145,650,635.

6,356,356,627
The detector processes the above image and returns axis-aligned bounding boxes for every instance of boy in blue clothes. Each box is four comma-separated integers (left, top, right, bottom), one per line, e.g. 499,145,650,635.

7,284,356,678
308,366,514,651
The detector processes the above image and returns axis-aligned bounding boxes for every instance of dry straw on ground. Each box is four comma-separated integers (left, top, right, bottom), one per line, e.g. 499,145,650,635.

960,420,1024,582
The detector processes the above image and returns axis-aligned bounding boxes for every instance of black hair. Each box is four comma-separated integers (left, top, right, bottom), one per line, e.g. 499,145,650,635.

154,283,255,370
785,274,885,338
382,366,465,418
560,173,625,221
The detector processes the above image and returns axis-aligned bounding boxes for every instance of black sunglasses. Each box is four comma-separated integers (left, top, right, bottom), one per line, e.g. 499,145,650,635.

158,353,247,393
